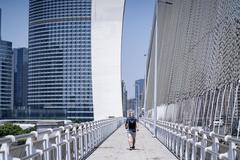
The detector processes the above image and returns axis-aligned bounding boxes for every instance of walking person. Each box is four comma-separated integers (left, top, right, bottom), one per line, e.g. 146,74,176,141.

125,111,138,150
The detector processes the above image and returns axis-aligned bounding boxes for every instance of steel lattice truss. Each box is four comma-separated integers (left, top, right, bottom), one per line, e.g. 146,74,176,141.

145,0,240,135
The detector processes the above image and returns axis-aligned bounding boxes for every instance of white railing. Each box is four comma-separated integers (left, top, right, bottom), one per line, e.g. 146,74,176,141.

142,118,240,160
0,117,124,160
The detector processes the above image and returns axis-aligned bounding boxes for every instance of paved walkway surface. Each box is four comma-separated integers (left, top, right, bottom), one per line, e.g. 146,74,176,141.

87,124,177,160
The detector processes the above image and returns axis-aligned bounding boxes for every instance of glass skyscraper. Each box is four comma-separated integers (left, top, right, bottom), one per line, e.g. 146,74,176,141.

0,9,14,119
13,48,28,118
28,0,93,121
121,80,128,117
135,79,144,117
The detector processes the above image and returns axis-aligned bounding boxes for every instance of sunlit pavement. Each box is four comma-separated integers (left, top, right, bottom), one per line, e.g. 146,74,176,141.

87,124,177,160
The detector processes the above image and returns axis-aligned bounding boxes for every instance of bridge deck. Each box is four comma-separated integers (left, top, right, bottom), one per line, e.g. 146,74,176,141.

87,124,177,160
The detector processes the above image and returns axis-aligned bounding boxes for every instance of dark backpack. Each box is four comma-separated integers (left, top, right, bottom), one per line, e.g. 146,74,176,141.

127,118,136,130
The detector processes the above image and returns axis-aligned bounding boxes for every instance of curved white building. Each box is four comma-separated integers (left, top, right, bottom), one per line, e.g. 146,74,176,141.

92,0,125,120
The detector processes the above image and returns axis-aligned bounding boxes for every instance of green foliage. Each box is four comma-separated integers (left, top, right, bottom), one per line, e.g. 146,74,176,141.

0,123,36,137
72,119,81,123
24,125,37,133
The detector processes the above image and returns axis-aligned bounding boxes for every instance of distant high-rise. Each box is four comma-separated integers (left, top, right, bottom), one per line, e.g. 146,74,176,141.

0,9,14,118
135,79,144,117
121,80,128,117
28,0,125,121
127,98,136,115
13,48,28,118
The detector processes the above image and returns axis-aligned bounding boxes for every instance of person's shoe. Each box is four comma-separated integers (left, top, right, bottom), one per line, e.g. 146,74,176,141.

132,146,135,149
129,147,133,150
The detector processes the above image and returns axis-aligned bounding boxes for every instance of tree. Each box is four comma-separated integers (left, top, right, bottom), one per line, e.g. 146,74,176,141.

0,123,36,137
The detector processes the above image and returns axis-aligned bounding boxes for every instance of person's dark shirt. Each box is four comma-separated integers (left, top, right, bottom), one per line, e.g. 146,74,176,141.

125,117,137,132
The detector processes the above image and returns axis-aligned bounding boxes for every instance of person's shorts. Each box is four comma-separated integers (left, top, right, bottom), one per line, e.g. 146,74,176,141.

128,131,136,139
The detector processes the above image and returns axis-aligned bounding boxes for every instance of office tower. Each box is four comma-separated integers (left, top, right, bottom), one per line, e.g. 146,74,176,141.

121,80,128,117
127,98,136,115
0,9,14,118
28,0,125,121
13,48,28,118
135,79,144,117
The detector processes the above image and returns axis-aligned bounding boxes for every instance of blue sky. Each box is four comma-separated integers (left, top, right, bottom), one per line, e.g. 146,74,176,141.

122,0,154,98
0,0,155,98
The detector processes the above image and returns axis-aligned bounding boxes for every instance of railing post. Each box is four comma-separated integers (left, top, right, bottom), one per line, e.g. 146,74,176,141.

0,136,15,160
26,131,37,160
168,123,172,149
98,121,101,143
96,121,99,145
87,122,91,151
72,125,78,160
189,128,198,160
202,133,207,160
172,124,176,153
87,123,92,151
55,127,64,160
166,123,169,148
99,120,102,142
78,124,84,158
212,133,219,160
171,123,175,152
219,135,237,160
64,126,71,160
42,129,52,160
92,122,96,148
95,121,99,145
205,132,219,160
226,138,236,160
176,124,182,157
83,123,88,154
93,121,97,148
167,122,170,147
195,130,207,160
90,122,94,150
164,122,167,145
101,121,104,141
180,127,186,160
185,127,190,160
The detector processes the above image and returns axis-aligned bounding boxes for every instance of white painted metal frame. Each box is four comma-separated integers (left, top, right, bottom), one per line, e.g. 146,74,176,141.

142,118,240,160
0,118,124,160
153,0,159,138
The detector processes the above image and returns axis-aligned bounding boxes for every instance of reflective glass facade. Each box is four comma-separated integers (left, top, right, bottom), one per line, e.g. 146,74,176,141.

28,0,93,121
13,48,28,118
135,79,144,117
0,40,13,118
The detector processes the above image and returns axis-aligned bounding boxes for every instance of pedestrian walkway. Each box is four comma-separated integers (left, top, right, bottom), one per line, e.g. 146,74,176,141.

87,124,177,160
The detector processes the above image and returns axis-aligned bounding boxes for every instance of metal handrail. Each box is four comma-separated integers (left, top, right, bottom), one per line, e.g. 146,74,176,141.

142,118,239,160
0,117,124,160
